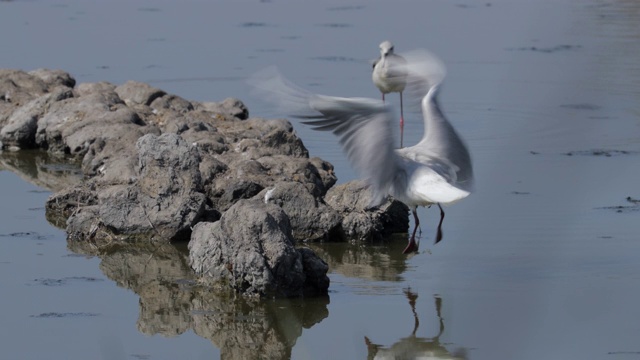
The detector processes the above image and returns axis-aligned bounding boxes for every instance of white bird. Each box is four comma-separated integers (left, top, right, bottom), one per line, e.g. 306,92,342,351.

250,50,473,253
373,41,407,147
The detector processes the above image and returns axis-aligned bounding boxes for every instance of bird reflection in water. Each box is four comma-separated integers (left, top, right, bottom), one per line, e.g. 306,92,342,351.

365,289,467,359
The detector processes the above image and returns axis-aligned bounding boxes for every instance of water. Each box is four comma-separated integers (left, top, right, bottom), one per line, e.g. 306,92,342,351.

1,0,640,359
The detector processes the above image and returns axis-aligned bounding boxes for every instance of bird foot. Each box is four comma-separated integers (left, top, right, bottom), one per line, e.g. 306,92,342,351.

434,228,443,244
402,238,419,254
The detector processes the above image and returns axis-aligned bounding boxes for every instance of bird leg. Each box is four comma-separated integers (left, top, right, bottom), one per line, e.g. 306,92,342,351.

434,203,445,244
399,92,405,148
403,208,420,254
403,288,420,336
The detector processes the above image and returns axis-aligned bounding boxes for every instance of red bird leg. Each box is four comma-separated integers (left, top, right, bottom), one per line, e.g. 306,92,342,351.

434,204,445,244
403,208,420,254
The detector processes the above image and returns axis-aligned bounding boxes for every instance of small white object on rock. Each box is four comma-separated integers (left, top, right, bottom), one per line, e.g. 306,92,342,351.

264,187,275,203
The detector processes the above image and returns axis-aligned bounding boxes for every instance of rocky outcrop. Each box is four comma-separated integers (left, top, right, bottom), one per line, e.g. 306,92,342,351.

1,68,411,297
189,199,329,298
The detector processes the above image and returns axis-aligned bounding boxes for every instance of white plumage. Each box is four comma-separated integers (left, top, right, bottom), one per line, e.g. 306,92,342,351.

372,41,408,147
250,49,473,253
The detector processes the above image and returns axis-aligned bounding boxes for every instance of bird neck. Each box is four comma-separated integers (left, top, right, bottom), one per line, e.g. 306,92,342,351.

418,88,467,157
418,86,450,147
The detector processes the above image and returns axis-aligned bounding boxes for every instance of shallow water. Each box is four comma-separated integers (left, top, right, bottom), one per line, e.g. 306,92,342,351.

1,0,640,359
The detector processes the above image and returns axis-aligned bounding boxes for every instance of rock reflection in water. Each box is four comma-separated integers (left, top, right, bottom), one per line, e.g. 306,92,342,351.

66,239,329,360
308,235,414,282
365,289,467,360
0,150,82,192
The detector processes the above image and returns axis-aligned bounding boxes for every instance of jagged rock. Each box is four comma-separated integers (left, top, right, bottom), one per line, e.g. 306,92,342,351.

31,88,161,181
2,68,414,299
0,69,76,143
188,199,329,297
57,133,207,243
206,154,336,213
261,181,343,241
45,183,98,220
0,88,74,148
325,180,410,242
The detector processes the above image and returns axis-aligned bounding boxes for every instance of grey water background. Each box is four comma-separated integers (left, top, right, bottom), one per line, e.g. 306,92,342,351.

1,0,640,359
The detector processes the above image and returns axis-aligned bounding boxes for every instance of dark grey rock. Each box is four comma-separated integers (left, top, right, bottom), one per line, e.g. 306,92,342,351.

206,154,336,212
188,199,329,297
261,181,342,242
325,180,409,242
60,133,206,244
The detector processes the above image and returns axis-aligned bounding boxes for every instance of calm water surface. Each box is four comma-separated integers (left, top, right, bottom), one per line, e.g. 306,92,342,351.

1,1,639,359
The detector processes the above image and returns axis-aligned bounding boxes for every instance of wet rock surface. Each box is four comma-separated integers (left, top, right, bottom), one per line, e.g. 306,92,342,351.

1,68,410,297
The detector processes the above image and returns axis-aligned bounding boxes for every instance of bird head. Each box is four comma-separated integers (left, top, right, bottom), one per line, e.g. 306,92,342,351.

379,41,394,57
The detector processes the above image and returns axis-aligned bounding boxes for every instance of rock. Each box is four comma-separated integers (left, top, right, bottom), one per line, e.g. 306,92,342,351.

199,97,249,120
298,247,331,292
0,88,74,148
188,199,329,297
58,133,207,244
32,88,161,182
28,68,76,89
206,154,336,212
0,69,50,109
2,68,416,298
150,94,194,113
261,181,342,242
221,118,308,158
45,183,98,220
325,180,409,242
114,80,166,106
75,81,117,96
0,69,75,142
35,90,126,152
